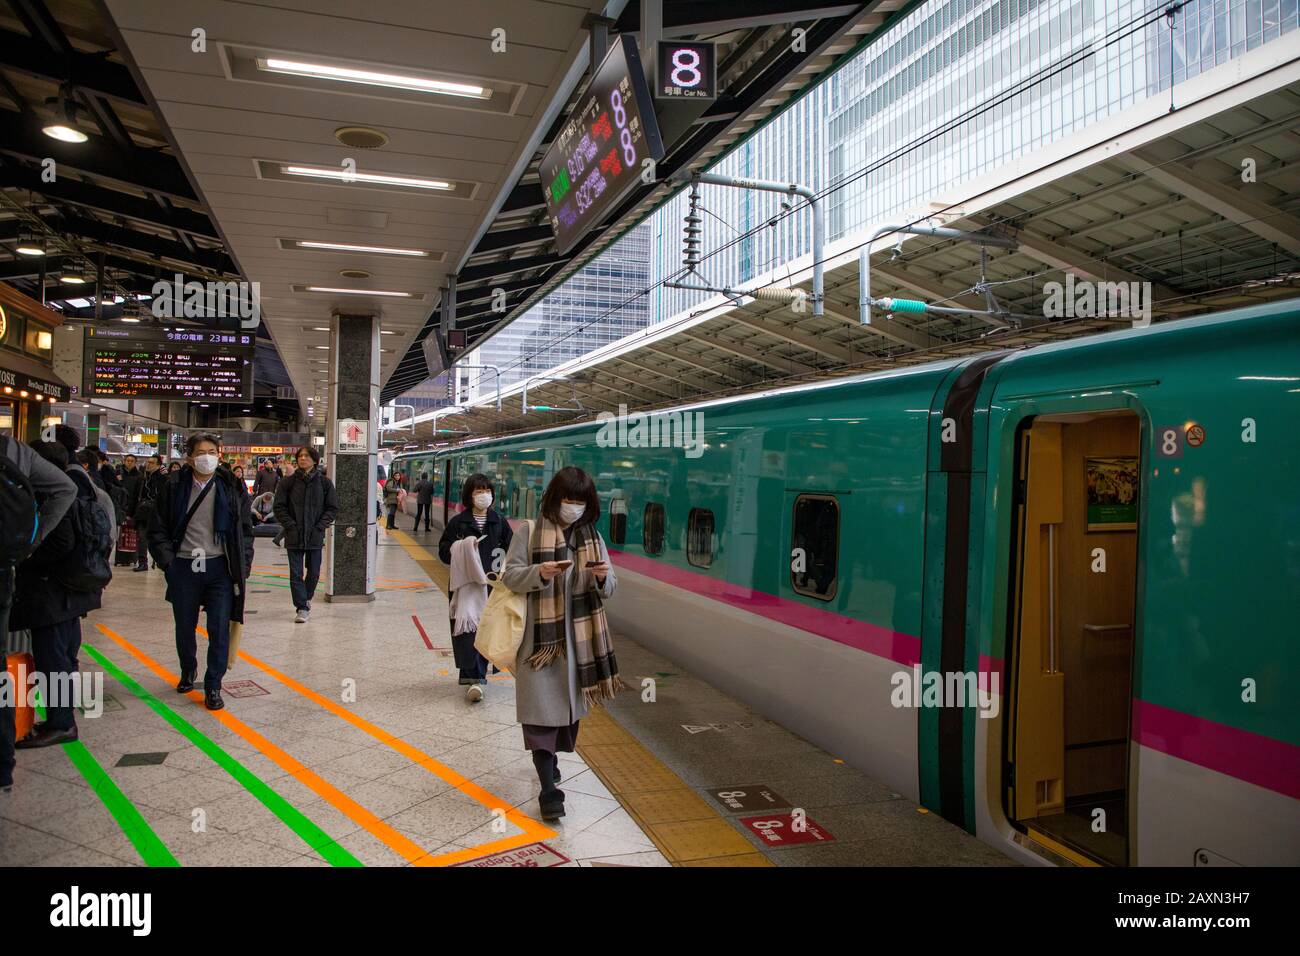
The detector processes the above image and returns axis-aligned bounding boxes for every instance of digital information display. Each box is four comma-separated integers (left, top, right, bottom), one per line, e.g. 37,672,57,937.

83,326,254,401
656,41,716,100
540,34,665,256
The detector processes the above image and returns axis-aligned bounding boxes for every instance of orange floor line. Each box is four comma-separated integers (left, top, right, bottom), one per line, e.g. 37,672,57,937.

207,636,556,859
95,623,440,866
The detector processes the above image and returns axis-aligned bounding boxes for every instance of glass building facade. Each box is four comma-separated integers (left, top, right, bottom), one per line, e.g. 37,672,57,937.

407,0,1297,401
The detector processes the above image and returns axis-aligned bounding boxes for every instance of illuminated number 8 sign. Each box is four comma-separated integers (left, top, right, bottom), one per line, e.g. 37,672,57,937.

671,48,702,87
610,89,636,167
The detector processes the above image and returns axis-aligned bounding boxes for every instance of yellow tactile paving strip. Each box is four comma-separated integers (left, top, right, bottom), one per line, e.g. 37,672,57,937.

577,708,772,866
401,526,772,867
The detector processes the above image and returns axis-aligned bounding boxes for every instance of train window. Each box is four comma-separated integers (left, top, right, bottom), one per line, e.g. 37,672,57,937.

687,508,715,568
791,494,839,600
643,502,665,555
609,496,627,545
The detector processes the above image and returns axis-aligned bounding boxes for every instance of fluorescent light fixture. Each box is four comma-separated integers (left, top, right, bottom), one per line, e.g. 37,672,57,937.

66,297,91,308
257,58,490,99
314,345,330,350
312,326,331,331
120,317,140,323
380,330,396,335
60,274,86,285
282,164,452,191
305,286,412,297
295,239,429,257
36,331,52,349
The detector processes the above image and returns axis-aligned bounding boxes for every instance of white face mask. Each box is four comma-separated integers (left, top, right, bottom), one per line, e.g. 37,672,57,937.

473,492,493,510
193,453,218,475
559,502,585,525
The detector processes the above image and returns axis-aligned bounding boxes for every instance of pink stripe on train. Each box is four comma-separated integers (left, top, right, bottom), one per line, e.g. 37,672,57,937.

606,547,922,666
1132,699,1300,799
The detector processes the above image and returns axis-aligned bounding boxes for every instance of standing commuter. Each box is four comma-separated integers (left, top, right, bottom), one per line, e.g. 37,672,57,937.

272,446,338,624
252,461,279,498
168,461,180,474
383,473,401,530
0,435,76,789
502,466,621,820
131,455,167,571
413,473,434,532
55,428,116,540
96,450,117,493
119,455,142,506
438,474,512,701
12,441,111,749
147,433,254,711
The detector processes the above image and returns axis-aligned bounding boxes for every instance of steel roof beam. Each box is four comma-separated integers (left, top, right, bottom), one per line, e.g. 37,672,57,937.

1118,147,1300,259
0,108,197,201
0,27,144,105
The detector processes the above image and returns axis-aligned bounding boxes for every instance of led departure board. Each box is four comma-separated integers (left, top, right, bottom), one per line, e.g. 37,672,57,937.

83,326,254,401
540,34,665,255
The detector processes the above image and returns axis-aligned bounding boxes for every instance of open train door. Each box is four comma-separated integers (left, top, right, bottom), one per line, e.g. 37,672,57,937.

1005,410,1141,866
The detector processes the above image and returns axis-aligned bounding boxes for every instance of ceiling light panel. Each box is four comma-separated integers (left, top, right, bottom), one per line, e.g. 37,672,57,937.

220,45,526,115
292,285,423,299
256,161,476,199
278,238,443,260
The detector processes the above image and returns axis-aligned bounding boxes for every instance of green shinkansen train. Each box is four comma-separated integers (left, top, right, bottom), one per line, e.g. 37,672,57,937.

392,298,1299,866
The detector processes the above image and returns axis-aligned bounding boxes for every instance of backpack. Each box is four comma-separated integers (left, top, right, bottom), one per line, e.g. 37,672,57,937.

0,439,39,568
53,483,114,593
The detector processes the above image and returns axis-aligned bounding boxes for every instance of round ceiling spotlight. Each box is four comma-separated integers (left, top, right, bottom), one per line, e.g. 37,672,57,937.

42,88,88,143
334,126,389,149
339,269,372,279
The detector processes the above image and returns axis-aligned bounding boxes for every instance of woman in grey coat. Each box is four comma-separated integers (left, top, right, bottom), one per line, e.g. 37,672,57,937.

502,466,620,820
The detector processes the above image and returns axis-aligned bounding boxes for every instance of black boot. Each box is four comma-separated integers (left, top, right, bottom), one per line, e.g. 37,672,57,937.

532,750,565,819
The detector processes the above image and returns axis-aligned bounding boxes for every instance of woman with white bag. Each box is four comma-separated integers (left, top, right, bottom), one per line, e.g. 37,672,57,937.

501,466,621,821
437,474,513,701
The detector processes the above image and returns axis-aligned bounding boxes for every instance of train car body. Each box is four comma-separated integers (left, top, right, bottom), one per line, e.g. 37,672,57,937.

391,298,1299,866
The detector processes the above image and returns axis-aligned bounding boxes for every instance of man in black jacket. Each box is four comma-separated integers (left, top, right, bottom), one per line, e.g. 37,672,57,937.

252,462,279,498
272,445,338,624
147,433,254,711
12,442,105,749
131,454,167,571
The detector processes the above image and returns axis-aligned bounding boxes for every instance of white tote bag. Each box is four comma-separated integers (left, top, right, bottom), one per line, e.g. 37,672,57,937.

473,520,531,672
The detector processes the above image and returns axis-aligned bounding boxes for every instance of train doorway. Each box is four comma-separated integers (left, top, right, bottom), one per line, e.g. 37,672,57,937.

1004,410,1141,866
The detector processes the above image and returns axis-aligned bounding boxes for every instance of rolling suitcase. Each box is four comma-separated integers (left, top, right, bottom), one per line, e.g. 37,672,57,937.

115,519,138,567
6,651,34,742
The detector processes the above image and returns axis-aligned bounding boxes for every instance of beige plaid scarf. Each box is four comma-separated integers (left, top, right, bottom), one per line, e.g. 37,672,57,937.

525,516,625,704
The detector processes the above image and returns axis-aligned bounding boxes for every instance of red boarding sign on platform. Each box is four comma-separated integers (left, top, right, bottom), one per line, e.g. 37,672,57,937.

454,842,571,868
739,813,835,847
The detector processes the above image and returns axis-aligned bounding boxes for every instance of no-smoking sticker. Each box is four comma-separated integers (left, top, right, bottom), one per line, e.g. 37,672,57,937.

1156,423,1205,458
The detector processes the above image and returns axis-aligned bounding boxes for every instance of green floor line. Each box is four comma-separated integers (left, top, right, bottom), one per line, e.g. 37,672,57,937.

82,643,364,867
32,695,179,867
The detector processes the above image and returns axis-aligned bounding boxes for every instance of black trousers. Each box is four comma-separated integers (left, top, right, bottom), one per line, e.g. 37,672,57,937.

31,618,82,731
413,502,430,530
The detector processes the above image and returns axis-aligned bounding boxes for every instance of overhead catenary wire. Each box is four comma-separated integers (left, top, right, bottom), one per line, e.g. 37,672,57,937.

467,1,1245,395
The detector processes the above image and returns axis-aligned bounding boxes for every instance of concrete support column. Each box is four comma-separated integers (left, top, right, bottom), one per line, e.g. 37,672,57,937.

87,411,108,452
324,312,378,603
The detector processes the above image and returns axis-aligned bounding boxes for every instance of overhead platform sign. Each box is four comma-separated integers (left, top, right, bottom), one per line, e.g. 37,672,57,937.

83,326,253,402
540,34,664,255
